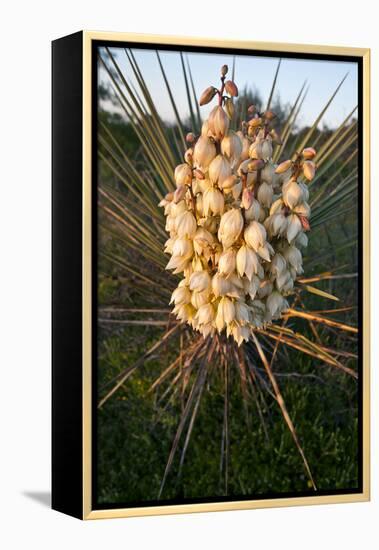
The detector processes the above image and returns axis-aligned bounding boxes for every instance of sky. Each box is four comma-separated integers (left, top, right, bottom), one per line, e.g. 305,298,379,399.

99,46,358,130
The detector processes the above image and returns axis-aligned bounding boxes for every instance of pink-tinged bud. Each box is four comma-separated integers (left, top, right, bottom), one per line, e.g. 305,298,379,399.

303,160,316,181
302,147,316,160
221,64,228,76
165,192,174,201
193,168,205,180
225,80,238,97
173,185,187,203
247,105,256,114
275,159,292,174
199,86,217,106
186,132,196,143
241,188,254,210
298,215,311,231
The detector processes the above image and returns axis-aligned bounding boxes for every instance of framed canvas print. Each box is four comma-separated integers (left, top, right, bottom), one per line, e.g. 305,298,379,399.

52,31,370,520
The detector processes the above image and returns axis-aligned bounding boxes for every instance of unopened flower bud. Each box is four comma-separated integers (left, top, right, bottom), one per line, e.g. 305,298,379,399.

208,106,230,140
270,129,282,145
184,148,193,164
249,159,264,172
203,187,225,216
302,147,316,160
193,168,205,180
247,105,256,114
218,208,244,249
174,185,187,203
257,181,273,207
199,86,217,106
275,159,292,174
175,210,197,238
282,178,304,209
189,270,211,292
303,160,316,181
248,117,263,128
175,163,192,186
225,80,238,97
221,64,228,76
224,97,235,119
193,136,216,170
241,188,254,210
186,132,196,143
218,249,236,277
221,174,237,190
244,221,267,252
209,154,232,186
263,110,276,121
221,132,243,162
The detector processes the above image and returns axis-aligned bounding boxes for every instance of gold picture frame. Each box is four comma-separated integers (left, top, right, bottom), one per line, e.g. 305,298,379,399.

52,30,370,520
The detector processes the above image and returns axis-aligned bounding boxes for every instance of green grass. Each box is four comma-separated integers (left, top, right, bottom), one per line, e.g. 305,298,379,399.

96,323,358,504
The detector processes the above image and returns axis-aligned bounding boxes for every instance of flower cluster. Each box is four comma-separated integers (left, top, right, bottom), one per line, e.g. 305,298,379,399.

159,65,316,345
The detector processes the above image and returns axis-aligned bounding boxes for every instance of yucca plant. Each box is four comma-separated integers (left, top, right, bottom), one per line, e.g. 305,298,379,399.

96,47,358,500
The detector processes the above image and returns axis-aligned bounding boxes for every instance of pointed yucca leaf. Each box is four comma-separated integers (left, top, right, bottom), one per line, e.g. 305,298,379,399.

99,57,174,191
156,51,186,150
98,164,166,244
98,324,181,408
99,121,166,202
99,307,170,314
292,73,348,156
300,284,340,302
98,195,166,264
125,48,178,168
99,319,169,327
305,239,357,269
99,249,171,294
180,52,197,133
251,332,317,490
273,82,308,162
260,326,357,377
99,52,175,190
105,48,176,180
99,138,166,212
312,122,357,175
312,106,357,163
99,220,167,270
266,59,281,111
186,54,201,129
285,308,358,333
158,340,213,498
310,152,358,206
298,272,357,284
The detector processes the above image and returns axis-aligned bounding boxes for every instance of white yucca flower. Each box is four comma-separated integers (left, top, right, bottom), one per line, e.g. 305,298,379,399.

203,186,225,216
218,208,244,249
